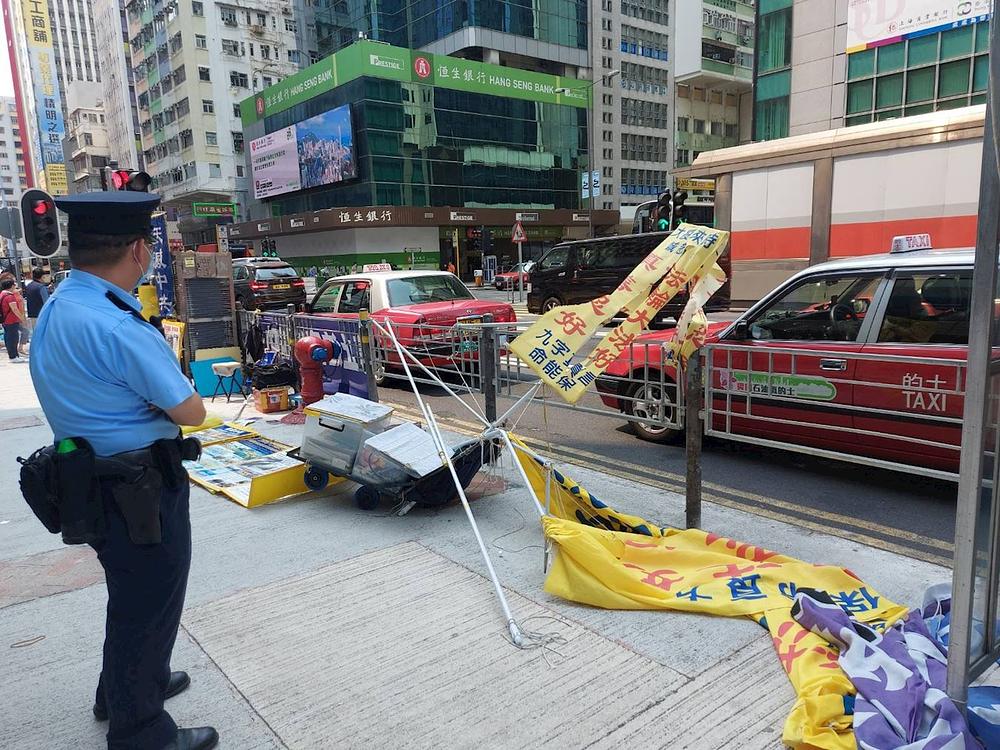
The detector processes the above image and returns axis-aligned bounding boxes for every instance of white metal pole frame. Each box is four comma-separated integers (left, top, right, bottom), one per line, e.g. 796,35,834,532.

375,319,551,646
946,13,1000,705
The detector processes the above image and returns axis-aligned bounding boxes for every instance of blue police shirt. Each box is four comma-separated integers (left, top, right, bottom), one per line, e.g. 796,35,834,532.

30,270,195,456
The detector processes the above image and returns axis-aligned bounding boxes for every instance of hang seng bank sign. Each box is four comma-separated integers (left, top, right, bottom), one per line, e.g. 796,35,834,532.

242,40,590,125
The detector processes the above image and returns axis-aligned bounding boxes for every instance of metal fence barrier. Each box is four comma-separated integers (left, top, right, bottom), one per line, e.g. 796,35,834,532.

700,343,966,482
234,309,685,434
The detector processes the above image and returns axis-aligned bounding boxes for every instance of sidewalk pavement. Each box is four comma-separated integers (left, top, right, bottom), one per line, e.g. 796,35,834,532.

0,356,964,748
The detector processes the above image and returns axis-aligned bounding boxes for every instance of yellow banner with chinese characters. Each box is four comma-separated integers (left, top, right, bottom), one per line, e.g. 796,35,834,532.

509,224,728,404
511,438,907,750
663,261,728,371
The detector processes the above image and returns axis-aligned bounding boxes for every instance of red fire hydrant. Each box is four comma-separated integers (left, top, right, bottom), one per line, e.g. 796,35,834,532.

294,335,342,406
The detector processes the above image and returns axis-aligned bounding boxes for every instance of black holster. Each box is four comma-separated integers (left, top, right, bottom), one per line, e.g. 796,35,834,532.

17,435,201,546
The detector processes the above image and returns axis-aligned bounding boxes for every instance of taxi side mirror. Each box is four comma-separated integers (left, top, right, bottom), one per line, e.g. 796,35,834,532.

732,320,750,340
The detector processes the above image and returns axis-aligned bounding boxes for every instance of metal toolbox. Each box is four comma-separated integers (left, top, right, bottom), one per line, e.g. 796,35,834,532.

300,394,394,475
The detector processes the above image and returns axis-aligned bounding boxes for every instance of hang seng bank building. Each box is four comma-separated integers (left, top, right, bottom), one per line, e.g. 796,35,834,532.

230,39,618,280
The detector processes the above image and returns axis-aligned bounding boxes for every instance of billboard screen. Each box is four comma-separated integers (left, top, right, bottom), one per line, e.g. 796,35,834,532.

847,0,991,52
296,104,356,190
250,126,301,199
249,104,355,199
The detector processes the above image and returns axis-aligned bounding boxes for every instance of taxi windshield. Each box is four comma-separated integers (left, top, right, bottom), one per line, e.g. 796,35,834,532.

750,274,882,342
388,275,474,306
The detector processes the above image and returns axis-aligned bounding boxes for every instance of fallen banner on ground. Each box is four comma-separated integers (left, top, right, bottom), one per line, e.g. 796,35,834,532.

509,223,728,403
512,438,908,750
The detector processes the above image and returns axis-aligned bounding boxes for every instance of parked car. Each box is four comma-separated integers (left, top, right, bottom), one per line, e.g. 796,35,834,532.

527,233,731,319
494,262,532,290
596,236,972,474
233,259,306,310
306,270,516,381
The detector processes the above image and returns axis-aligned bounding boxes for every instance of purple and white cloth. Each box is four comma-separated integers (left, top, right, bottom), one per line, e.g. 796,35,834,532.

792,590,981,750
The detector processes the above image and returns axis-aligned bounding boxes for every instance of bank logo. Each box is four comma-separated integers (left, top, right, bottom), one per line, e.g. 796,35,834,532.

369,54,403,72
413,56,431,79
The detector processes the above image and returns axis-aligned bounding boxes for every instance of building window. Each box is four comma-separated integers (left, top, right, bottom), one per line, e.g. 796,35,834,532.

232,132,244,152
222,39,241,56
198,66,210,81
710,121,723,136
693,119,706,134
202,99,214,113
221,9,237,25
285,19,296,32
209,163,221,177
233,104,241,118
842,20,989,126
192,1,202,16
677,117,689,132
725,123,739,139
230,71,248,88
205,131,217,146
236,165,244,177
755,69,791,140
195,34,207,49
83,133,93,146
287,49,300,63
675,149,689,166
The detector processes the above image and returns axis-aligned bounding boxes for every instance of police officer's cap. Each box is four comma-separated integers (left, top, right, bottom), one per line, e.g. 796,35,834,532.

55,192,161,242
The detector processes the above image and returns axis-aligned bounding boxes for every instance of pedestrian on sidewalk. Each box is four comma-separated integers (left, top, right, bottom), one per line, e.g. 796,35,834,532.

0,277,27,362
29,191,218,750
23,266,50,349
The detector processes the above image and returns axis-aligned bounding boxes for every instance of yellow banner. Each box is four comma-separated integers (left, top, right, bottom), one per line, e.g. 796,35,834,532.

509,224,728,403
512,438,907,750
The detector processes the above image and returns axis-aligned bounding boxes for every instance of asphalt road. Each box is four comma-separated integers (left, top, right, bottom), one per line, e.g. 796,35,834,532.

374,284,959,569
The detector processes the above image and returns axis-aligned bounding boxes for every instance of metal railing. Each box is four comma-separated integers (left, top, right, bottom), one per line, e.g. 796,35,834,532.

234,309,685,433
701,343,966,482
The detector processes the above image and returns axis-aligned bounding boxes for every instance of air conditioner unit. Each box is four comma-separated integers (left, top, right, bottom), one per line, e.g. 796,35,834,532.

250,24,264,35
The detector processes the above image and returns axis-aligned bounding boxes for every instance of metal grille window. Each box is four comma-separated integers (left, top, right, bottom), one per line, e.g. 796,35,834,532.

845,20,990,125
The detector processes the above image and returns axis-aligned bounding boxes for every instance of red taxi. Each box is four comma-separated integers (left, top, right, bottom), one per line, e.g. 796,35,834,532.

307,270,515,379
596,236,971,474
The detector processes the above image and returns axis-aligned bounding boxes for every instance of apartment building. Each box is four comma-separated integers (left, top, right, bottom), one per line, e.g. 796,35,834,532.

125,0,301,244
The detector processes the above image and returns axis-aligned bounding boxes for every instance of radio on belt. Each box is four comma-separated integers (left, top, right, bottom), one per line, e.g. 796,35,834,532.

890,233,933,253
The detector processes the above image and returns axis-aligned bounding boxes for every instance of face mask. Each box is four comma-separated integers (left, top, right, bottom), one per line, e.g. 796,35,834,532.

134,241,155,284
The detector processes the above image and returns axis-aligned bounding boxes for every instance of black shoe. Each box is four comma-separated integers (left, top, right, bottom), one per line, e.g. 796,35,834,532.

92,670,192,721
165,727,219,750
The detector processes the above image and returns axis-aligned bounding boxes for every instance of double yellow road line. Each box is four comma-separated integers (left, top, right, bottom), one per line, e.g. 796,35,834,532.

385,399,954,569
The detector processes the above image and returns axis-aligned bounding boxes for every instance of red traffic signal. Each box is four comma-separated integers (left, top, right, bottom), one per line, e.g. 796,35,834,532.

104,167,152,192
21,189,61,258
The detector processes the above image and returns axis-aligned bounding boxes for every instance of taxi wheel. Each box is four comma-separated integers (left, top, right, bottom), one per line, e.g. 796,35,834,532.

542,296,563,312
623,381,680,443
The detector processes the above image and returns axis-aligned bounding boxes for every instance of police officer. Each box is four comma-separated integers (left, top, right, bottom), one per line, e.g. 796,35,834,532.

29,192,218,750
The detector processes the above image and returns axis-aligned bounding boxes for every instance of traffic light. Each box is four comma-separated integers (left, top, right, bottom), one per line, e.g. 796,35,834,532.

260,238,279,257
20,189,61,257
655,191,672,232
481,227,493,255
672,190,688,229
102,167,152,192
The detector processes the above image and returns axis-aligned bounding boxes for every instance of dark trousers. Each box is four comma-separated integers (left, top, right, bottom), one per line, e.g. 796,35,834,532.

3,322,19,359
90,478,192,749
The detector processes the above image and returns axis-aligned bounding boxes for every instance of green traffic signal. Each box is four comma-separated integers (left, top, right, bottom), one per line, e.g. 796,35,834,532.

656,218,669,231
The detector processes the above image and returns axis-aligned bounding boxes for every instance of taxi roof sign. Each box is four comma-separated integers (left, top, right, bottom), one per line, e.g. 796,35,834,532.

890,234,933,253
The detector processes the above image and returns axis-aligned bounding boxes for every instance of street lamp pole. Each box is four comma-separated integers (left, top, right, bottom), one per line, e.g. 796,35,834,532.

561,70,619,239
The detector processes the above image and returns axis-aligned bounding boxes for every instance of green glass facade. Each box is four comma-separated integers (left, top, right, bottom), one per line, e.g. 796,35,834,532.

845,21,990,125
753,0,792,141
315,0,588,58
242,42,589,218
